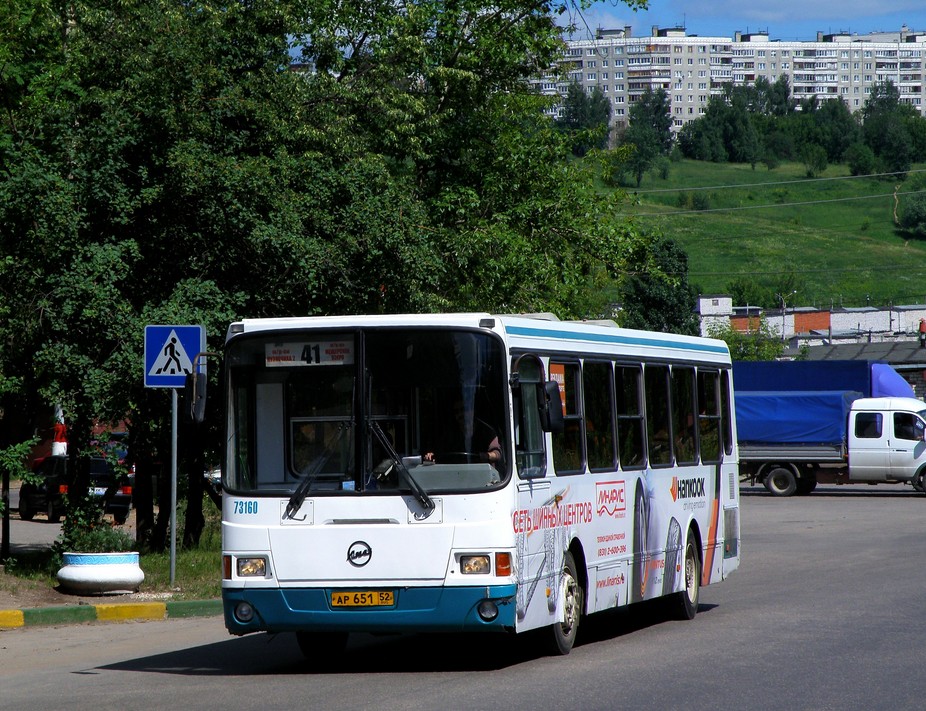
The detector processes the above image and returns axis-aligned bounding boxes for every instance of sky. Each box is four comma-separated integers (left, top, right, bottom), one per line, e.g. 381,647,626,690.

570,1,926,42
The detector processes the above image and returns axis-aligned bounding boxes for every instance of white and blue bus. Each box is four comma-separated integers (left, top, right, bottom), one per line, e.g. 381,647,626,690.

220,313,740,656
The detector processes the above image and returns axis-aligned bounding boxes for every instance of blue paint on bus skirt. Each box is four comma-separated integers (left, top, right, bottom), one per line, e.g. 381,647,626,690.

223,584,518,635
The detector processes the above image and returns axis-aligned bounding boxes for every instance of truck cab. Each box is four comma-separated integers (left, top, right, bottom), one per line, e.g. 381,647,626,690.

848,398,926,484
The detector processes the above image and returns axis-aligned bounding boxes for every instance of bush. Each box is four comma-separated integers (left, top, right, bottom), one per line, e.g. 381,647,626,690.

845,142,876,176
57,522,136,555
800,143,828,178
691,191,711,211
900,194,926,238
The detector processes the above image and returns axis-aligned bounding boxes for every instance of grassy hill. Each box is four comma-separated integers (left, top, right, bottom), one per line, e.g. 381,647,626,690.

619,159,926,310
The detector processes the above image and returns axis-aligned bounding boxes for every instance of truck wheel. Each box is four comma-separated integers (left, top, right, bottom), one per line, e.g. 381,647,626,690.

765,467,797,497
796,475,817,495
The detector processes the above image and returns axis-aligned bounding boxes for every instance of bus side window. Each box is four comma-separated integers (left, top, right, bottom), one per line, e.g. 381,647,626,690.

672,366,697,465
720,369,734,456
697,370,723,463
512,355,547,479
551,361,585,475
615,365,646,469
645,364,672,467
584,361,616,471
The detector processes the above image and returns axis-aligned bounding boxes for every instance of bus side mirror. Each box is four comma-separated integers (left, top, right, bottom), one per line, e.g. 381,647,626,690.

185,371,207,424
539,381,564,434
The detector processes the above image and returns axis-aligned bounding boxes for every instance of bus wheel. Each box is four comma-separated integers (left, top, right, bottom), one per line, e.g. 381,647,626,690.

764,467,797,497
296,631,348,661
549,551,582,655
671,535,701,621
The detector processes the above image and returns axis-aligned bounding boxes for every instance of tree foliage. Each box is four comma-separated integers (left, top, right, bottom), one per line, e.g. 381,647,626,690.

675,75,926,179
621,89,672,185
0,0,668,543
705,318,785,361
899,193,926,238
618,238,700,335
555,81,611,156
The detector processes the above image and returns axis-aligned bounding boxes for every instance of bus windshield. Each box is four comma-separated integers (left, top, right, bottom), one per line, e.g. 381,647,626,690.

225,328,508,496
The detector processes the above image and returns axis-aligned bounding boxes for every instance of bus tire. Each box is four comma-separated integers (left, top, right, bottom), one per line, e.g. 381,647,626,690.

671,533,701,621
631,478,648,603
549,551,582,655
296,630,348,661
764,466,797,497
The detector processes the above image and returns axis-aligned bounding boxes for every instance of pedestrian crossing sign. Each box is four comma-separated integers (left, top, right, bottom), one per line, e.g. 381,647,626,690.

144,325,206,388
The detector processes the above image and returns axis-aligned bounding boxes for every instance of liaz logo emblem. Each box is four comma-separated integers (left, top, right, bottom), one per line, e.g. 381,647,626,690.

671,476,705,502
347,541,372,567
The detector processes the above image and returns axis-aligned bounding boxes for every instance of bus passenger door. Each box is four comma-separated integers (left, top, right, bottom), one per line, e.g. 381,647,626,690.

511,354,563,631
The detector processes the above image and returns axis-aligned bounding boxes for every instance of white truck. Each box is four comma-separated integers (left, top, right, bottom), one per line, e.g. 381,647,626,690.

734,361,926,496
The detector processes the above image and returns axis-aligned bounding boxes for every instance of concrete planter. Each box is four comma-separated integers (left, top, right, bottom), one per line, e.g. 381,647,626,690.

57,551,145,595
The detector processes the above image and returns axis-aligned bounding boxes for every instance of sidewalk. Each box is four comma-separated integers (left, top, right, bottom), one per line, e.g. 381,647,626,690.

0,598,223,629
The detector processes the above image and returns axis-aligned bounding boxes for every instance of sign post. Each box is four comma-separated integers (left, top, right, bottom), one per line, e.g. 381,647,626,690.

144,325,206,587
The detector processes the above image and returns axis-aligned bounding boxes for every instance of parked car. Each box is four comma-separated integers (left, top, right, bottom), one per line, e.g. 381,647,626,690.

19,455,134,525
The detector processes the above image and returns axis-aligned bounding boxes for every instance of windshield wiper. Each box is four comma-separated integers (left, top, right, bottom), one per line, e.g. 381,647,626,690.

370,421,434,511
284,422,351,520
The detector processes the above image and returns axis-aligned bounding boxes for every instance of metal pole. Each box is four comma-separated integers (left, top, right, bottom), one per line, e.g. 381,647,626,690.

170,388,178,587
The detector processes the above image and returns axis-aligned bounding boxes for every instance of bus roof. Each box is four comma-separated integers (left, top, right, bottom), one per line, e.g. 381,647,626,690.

227,313,730,363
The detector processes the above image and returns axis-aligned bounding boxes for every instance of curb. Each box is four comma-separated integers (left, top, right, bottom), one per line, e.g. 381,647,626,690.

0,599,223,629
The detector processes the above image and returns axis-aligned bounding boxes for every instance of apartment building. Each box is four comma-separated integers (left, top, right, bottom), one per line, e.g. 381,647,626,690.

540,25,926,133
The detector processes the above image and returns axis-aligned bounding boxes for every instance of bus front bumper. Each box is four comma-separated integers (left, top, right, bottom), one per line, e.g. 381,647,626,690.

223,584,517,636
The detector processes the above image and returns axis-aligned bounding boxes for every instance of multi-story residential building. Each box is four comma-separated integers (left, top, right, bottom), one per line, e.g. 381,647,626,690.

539,24,926,134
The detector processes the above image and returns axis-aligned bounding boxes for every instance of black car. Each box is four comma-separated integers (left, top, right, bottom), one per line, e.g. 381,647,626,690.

19,455,133,525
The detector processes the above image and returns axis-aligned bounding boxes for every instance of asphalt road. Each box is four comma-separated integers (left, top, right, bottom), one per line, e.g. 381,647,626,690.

2,483,63,554
3,484,926,710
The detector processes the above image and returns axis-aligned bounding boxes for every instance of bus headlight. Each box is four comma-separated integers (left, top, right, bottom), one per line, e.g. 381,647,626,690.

460,555,490,574
237,557,267,577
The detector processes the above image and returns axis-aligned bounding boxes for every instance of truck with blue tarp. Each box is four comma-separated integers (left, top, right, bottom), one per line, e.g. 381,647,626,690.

733,360,926,495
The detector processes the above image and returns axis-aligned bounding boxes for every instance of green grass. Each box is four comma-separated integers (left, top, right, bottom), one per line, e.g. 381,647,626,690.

618,159,926,309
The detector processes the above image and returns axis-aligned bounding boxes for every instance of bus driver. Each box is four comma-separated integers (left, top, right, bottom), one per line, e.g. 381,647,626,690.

424,398,503,466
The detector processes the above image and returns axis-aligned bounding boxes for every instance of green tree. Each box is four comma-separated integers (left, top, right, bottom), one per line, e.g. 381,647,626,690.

623,122,661,187
899,194,926,238
800,143,828,177
861,81,916,175
627,88,673,154
555,81,612,156
621,88,672,186
1,0,660,546
814,99,860,163
845,142,876,176
706,318,785,361
619,238,700,335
